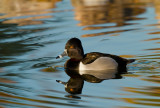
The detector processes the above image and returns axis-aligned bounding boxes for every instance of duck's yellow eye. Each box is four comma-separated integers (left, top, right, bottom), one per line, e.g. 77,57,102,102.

70,46,74,48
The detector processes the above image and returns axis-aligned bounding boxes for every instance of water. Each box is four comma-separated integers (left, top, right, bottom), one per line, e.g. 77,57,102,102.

0,0,160,108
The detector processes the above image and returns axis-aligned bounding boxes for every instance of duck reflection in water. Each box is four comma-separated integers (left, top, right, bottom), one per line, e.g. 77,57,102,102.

57,69,84,94
56,38,135,94
56,68,123,94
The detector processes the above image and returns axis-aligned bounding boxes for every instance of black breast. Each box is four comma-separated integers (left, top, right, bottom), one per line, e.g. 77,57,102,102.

64,59,80,70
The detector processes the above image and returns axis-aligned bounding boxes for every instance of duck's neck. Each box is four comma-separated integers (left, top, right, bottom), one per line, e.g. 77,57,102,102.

70,58,81,62
65,58,81,70
71,55,83,61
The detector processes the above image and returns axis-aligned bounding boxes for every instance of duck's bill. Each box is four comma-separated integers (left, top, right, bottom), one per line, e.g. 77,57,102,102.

56,49,67,59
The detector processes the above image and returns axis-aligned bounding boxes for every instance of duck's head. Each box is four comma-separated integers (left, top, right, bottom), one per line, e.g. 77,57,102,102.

56,77,84,94
56,38,84,60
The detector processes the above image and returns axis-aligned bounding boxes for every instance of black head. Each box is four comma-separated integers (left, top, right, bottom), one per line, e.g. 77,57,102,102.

56,38,84,60
65,77,84,94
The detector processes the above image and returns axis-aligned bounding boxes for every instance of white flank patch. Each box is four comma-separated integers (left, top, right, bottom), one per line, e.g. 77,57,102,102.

79,57,118,79
79,57,118,70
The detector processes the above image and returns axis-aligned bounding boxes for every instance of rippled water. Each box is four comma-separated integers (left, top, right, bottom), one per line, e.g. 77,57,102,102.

0,0,160,108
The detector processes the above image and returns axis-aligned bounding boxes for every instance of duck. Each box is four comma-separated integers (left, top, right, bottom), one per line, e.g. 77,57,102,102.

56,38,135,73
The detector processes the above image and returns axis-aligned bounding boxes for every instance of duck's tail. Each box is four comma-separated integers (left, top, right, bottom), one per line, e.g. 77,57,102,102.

127,59,136,64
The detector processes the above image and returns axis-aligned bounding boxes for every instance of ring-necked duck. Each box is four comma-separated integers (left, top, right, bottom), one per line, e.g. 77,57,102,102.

56,38,135,73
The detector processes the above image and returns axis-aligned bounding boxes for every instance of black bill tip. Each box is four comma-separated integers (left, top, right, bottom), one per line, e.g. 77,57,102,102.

56,56,60,59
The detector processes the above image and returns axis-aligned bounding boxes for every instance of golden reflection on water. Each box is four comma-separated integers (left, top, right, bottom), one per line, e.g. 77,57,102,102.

0,78,16,83
142,75,160,84
71,0,147,37
70,0,160,39
82,29,138,37
144,0,160,54
144,38,160,41
72,0,145,26
0,0,60,14
0,0,61,26
121,67,160,107
123,84,160,107
119,55,136,58
143,36,160,53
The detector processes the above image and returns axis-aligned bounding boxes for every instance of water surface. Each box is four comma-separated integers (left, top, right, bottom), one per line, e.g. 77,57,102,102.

0,0,160,108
